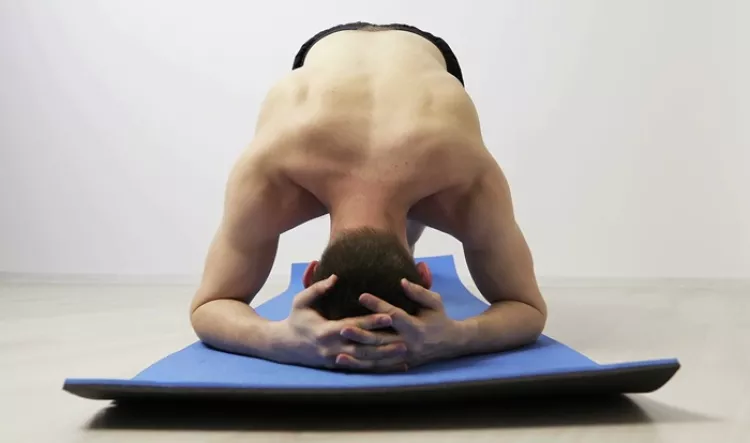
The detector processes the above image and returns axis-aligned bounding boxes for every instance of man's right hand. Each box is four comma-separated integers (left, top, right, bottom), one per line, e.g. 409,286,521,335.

273,275,409,372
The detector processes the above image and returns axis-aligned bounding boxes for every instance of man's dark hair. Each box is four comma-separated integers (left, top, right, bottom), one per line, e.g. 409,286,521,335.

311,227,424,320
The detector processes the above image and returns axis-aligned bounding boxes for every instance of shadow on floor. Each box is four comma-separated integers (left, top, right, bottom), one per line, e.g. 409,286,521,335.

87,395,711,431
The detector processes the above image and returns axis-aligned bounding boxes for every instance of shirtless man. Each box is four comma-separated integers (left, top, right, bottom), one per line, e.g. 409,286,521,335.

190,22,547,373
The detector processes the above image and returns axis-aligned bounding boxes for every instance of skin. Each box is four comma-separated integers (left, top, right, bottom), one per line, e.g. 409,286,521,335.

190,29,547,372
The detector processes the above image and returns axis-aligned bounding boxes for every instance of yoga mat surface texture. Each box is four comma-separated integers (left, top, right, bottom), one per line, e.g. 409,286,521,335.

64,255,679,403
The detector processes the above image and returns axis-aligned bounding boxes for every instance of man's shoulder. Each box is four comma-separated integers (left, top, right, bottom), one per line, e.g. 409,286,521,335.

455,157,516,246
228,141,283,187
409,147,502,232
224,143,326,235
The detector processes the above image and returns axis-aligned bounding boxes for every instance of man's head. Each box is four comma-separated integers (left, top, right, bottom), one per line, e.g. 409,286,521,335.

302,227,432,321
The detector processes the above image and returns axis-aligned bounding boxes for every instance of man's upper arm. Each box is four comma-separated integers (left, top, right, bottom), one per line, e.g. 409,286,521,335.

190,155,282,313
459,163,547,316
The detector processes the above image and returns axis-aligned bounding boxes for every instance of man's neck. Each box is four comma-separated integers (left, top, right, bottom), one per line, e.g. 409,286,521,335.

329,212,409,250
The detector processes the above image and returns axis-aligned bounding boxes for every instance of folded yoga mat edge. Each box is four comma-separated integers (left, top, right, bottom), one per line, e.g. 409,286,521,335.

63,359,680,402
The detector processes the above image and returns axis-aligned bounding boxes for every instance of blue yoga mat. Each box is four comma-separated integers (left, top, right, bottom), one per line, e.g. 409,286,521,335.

64,255,679,403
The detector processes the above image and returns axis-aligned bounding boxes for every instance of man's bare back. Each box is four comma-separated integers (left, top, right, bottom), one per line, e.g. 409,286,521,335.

239,28,492,240
190,23,546,372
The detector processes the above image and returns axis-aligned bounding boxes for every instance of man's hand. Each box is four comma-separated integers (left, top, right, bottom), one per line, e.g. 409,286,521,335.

340,279,466,369
275,275,409,372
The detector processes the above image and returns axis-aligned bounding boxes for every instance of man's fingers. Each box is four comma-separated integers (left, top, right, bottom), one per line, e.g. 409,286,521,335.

347,313,393,331
340,326,401,345
334,354,409,373
291,274,337,308
401,278,442,310
359,293,420,334
340,342,407,360
320,314,392,341
358,293,401,316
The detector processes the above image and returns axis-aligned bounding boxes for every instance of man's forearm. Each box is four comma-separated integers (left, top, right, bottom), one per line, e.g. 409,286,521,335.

191,299,285,361
449,300,546,359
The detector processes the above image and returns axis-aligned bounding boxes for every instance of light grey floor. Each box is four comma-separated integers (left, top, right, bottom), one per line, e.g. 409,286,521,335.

1,276,748,442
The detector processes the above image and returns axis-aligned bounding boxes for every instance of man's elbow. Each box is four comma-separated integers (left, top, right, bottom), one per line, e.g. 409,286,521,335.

189,291,216,334
511,295,547,344
189,299,223,347
487,297,547,348
189,301,207,337
190,286,223,319
529,304,547,340
528,293,548,337
190,296,207,317
534,294,548,326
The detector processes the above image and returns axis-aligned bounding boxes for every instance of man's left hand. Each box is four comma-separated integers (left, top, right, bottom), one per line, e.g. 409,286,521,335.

337,279,466,370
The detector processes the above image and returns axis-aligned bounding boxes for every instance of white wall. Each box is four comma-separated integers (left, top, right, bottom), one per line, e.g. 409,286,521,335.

1,0,748,279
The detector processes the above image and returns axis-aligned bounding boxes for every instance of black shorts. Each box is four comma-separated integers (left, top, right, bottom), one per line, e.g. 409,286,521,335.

291,21,465,87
